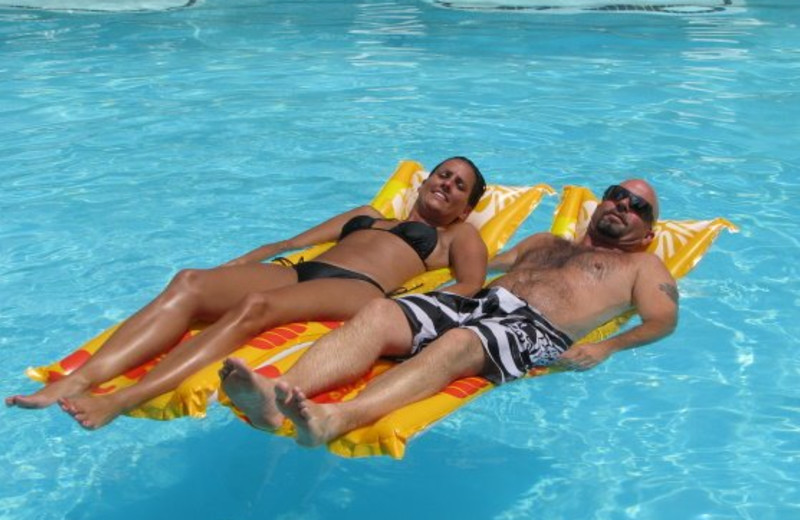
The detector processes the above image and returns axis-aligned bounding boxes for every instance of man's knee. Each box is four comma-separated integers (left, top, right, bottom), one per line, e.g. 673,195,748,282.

430,328,486,375
440,328,481,352
353,298,413,351
359,298,403,324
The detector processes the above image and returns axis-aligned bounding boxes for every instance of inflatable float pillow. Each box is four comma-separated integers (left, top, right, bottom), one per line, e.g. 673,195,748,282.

25,160,554,421
224,184,738,459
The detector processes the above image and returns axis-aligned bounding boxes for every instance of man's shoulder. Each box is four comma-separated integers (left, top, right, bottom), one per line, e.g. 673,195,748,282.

633,251,674,277
634,250,663,262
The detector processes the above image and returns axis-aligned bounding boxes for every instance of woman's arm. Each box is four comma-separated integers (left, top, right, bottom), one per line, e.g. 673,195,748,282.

224,205,382,266
487,247,519,272
442,224,488,297
487,232,551,272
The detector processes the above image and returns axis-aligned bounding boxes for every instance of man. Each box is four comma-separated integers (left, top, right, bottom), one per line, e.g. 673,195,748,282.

221,179,679,447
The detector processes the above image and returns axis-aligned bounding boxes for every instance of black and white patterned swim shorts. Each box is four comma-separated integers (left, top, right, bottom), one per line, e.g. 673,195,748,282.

394,287,573,384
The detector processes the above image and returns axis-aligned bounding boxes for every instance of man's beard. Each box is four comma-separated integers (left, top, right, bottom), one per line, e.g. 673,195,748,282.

595,215,626,239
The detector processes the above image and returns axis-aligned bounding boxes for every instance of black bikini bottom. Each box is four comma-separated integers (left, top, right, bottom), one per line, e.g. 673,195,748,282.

292,261,385,293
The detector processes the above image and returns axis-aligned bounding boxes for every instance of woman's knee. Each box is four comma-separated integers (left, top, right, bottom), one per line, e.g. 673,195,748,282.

162,267,233,315
157,269,210,309
167,269,207,294
230,293,274,334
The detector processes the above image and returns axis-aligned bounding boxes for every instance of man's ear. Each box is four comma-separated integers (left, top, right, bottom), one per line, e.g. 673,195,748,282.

639,228,656,249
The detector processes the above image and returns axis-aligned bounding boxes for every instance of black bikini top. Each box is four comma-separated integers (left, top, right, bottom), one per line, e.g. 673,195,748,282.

339,215,438,262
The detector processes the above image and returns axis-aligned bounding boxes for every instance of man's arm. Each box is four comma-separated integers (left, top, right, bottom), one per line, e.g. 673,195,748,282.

441,224,488,297
557,254,679,371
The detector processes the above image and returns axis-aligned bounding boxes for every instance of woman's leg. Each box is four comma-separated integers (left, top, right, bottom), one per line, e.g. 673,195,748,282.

62,278,385,429
7,263,298,409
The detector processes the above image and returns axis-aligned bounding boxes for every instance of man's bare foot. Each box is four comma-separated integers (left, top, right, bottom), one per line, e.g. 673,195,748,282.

274,382,341,447
59,394,124,430
219,358,284,431
6,375,91,410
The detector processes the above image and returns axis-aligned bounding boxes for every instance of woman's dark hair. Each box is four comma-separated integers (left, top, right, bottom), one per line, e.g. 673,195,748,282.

429,156,487,208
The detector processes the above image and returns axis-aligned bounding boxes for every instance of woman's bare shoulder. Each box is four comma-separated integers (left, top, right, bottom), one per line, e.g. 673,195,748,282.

442,220,482,241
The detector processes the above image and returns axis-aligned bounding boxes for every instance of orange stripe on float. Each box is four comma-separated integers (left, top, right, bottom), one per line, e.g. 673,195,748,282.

256,332,290,347
318,321,343,330
255,365,281,379
46,370,65,382
59,350,92,373
285,323,309,333
123,359,158,381
271,328,300,340
91,383,117,395
442,377,489,398
249,336,285,350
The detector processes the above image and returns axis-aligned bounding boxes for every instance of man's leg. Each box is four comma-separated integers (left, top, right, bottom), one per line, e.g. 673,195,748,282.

222,298,415,430
277,327,487,446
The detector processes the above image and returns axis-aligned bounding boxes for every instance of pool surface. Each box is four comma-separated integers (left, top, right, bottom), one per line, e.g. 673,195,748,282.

1,0,798,518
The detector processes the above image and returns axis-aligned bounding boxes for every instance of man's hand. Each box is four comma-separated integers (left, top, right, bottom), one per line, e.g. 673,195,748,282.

555,343,614,372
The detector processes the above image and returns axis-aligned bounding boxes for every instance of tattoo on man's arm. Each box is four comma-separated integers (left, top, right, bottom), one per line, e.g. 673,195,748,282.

659,283,679,304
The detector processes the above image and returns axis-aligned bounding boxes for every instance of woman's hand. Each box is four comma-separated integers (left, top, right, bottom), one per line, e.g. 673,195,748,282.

222,242,286,267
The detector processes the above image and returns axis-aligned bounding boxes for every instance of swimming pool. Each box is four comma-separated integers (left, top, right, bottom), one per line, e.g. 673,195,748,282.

1,0,798,518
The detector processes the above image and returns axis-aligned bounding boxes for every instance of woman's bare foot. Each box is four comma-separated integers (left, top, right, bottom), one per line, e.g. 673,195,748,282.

6,375,91,410
59,394,125,430
219,358,284,431
274,382,341,447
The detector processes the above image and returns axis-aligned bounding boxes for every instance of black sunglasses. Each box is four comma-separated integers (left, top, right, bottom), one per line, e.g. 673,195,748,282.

603,185,654,222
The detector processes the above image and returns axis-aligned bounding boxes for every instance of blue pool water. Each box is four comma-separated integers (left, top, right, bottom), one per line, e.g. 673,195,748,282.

1,0,798,518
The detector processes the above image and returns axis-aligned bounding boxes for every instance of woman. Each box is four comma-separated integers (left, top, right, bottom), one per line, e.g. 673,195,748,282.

6,157,489,430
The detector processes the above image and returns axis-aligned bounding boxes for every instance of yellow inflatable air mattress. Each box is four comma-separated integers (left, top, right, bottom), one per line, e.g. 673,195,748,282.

25,160,554,421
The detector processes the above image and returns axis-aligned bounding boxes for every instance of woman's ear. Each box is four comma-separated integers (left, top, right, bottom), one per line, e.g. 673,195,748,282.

457,204,474,222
